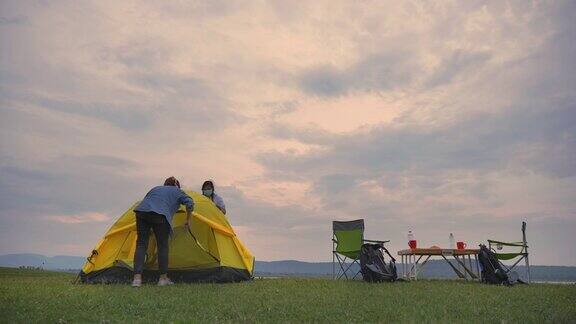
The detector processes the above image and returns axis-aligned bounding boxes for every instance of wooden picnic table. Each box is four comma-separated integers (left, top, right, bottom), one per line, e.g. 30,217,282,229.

398,248,480,281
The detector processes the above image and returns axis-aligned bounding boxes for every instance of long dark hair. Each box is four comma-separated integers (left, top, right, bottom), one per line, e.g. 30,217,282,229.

202,180,214,190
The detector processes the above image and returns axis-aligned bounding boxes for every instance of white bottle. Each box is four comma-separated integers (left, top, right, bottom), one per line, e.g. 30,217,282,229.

408,230,414,242
449,233,455,249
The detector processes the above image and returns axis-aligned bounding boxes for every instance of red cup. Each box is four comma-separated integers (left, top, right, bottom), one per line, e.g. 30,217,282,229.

457,241,467,250
409,240,417,249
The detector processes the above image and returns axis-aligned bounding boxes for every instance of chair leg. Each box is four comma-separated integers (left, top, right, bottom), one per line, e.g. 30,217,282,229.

341,257,349,279
506,255,525,274
525,253,531,284
351,259,361,279
332,250,335,280
336,254,343,279
332,251,336,279
335,254,349,279
334,255,362,280
341,257,357,279
522,221,530,283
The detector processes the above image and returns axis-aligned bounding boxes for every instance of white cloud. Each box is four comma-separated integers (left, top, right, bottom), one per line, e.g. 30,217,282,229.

44,212,111,224
1,0,575,265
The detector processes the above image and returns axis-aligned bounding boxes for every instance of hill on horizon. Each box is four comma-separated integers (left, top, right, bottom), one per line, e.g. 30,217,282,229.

1,253,575,282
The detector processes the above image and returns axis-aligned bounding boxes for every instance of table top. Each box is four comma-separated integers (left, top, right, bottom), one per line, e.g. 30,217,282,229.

398,248,479,256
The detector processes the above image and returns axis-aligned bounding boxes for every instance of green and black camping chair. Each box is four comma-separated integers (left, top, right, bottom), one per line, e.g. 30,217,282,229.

332,219,389,279
487,221,531,283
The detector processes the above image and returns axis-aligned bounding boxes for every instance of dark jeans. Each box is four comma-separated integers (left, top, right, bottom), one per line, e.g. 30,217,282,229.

133,211,170,275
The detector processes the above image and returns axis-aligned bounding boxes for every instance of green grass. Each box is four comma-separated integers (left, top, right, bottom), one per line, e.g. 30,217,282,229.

0,268,574,323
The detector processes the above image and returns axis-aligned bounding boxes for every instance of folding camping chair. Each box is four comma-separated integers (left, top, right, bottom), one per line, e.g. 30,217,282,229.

487,221,531,283
332,219,389,279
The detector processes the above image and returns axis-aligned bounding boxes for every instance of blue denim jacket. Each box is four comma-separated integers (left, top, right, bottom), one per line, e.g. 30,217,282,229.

134,186,194,228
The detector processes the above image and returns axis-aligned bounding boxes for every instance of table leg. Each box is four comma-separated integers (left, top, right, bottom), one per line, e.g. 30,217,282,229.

406,255,409,279
455,256,465,279
468,255,474,279
407,255,410,279
403,255,407,279
461,256,468,279
414,255,418,280
463,256,468,279
403,254,407,279
475,254,480,280
410,255,415,280
411,255,422,280
415,255,431,279
453,255,478,279
406,255,410,280
408,255,412,279
441,255,466,278
412,255,415,280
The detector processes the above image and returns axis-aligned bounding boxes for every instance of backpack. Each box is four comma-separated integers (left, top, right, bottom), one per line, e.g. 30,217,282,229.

360,243,397,282
478,244,519,285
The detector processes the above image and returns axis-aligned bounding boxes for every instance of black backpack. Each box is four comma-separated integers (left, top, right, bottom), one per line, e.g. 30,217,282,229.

478,244,519,285
360,243,397,282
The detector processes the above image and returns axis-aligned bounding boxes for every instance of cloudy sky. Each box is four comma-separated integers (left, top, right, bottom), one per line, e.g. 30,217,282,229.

1,0,575,266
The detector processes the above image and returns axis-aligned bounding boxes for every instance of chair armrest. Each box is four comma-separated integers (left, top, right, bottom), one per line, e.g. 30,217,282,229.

363,239,390,244
332,239,338,243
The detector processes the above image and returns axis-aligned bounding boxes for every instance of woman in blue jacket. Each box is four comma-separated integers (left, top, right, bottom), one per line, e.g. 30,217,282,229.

132,177,194,287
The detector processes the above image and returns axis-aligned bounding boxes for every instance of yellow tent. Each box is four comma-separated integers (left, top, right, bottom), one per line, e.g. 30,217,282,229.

80,191,254,283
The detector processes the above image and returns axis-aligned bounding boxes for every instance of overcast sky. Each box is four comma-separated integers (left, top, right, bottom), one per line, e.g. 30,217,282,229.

1,0,575,266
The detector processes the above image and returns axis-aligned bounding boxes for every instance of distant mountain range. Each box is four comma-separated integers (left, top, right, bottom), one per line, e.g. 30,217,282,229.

254,260,576,282
0,254,86,270
1,254,575,282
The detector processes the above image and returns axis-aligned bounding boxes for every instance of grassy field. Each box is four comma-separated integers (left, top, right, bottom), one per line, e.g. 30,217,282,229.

1,268,574,323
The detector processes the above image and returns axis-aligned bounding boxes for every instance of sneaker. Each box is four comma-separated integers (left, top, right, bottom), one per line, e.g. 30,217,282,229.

131,279,142,287
158,278,174,286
